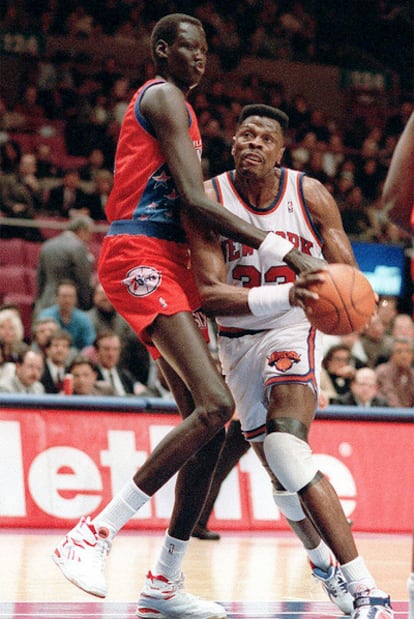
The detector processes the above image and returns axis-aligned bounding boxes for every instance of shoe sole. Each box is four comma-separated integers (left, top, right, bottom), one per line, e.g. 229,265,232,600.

52,551,107,598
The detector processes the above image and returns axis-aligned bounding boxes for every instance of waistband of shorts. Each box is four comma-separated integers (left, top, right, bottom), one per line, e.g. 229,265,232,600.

217,326,269,338
107,220,187,243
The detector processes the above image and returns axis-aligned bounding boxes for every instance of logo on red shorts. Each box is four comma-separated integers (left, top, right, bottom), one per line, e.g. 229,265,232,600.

122,266,162,297
268,350,301,372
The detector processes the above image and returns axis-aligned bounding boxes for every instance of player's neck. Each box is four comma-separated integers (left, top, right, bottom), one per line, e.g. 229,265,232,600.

235,169,281,210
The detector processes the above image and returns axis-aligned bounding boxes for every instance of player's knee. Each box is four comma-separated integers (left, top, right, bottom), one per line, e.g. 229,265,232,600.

264,419,319,493
196,391,234,435
208,389,235,427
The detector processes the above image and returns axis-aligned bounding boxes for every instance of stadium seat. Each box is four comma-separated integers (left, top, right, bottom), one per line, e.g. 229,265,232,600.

0,238,26,266
0,265,31,299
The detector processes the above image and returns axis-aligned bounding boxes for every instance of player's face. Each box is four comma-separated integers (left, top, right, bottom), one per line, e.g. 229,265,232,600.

232,116,285,179
166,23,207,90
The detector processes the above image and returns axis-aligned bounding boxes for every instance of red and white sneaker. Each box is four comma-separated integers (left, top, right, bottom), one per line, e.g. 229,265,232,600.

52,516,111,598
311,561,354,615
136,571,226,618
352,588,393,619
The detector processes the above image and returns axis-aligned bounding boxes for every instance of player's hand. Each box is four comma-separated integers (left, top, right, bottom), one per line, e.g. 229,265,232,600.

289,270,327,309
284,248,327,275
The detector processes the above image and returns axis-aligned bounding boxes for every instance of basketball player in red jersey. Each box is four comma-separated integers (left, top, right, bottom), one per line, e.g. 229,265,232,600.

52,14,326,619
382,110,414,619
187,104,393,619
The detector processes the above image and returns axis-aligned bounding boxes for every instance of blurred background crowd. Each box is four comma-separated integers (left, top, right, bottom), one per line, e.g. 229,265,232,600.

0,0,413,405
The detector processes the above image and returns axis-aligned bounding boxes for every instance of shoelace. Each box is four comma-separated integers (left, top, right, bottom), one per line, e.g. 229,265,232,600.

90,537,111,572
326,573,349,597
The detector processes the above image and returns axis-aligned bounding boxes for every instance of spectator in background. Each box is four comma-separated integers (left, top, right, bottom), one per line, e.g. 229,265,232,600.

87,282,151,385
340,185,373,240
34,143,62,181
0,345,44,394
45,168,91,217
79,148,108,184
69,355,114,396
86,169,113,220
41,330,73,394
31,317,59,356
93,330,146,396
319,344,357,403
0,308,25,362
34,215,94,315
359,315,387,369
379,313,414,363
322,331,368,369
0,153,45,241
376,295,399,334
375,337,414,408
37,279,96,351
331,367,388,407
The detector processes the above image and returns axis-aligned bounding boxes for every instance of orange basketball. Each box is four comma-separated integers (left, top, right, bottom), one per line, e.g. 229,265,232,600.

303,263,376,335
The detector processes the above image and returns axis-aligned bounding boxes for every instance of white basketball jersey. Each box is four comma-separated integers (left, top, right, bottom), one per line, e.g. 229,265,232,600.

212,167,324,331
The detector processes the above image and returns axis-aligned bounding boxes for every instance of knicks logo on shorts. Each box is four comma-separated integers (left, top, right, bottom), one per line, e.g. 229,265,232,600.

268,350,301,372
122,266,162,297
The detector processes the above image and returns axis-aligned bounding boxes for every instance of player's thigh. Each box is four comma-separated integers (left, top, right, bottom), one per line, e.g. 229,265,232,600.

219,334,267,434
152,311,232,407
268,382,316,432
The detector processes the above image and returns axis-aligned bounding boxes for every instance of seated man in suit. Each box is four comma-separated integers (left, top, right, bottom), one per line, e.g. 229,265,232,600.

41,330,73,394
68,355,114,396
45,168,91,218
0,345,44,394
93,330,147,396
332,367,388,407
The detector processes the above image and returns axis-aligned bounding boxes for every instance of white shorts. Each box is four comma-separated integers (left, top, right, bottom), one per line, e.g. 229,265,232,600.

218,321,323,442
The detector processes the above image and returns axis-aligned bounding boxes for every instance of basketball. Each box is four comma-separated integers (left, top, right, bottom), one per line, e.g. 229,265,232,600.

303,263,376,335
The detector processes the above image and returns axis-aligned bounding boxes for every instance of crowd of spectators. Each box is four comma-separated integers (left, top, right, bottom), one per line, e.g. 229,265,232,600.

319,295,414,407
0,0,413,405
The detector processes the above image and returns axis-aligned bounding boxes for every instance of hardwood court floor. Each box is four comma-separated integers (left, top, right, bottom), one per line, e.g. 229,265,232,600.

0,529,409,618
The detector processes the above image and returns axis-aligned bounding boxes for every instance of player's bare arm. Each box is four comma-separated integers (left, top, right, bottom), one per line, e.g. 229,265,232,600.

142,87,325,272
142,83,268,248
382,110,414,233
302,176,357,266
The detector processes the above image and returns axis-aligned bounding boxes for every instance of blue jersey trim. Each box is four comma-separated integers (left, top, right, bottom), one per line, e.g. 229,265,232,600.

107,220,187,243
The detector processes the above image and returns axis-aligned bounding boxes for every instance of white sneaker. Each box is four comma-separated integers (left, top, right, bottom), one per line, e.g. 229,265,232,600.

312,561,354,615
136,571,227,618
352,588,393,619
52,516,111,598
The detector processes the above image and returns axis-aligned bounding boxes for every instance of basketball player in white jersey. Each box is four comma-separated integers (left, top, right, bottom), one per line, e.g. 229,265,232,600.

185,104,393,619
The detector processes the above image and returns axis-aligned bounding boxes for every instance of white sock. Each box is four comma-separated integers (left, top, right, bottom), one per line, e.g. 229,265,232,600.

93,479,149,538
154,531,189,582
340,555,376,595
307,539,332,571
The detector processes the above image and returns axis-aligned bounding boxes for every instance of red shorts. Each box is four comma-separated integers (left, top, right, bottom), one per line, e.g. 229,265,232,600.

98,235,209,359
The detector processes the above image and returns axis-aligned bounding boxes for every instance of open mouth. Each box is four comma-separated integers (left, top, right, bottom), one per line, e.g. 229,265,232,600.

242,152,263,164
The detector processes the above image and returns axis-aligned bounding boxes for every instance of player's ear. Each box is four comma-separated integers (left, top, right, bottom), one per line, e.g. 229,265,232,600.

276,146,286,166
231,136,236,156
155,39,169,60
